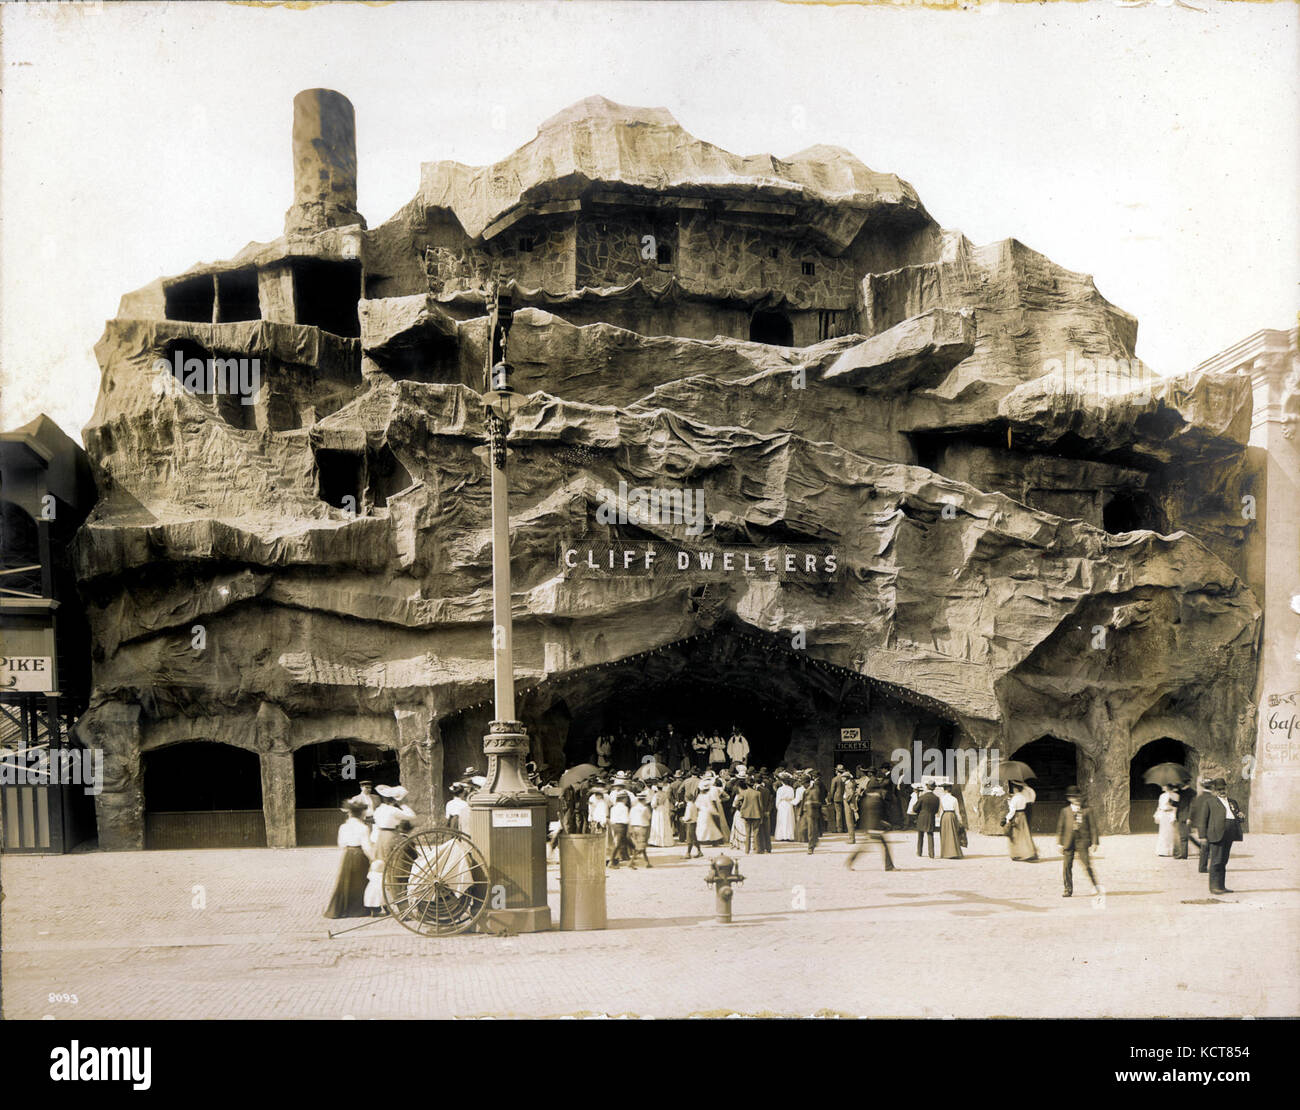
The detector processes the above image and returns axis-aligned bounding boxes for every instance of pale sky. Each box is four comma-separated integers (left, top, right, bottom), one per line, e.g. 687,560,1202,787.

1,0,1296,443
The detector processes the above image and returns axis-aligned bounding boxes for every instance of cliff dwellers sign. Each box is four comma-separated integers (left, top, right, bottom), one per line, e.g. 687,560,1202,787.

560,539,838,581
0,655,55,693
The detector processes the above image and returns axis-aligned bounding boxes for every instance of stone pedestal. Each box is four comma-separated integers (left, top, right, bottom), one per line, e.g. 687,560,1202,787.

467,721,551,933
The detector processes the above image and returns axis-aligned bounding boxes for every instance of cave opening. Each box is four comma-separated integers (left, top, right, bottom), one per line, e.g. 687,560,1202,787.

749,309,794,346
216,267,261,322
164,274,215,323
437,626,961,793
292,258,362,337
1129,736,1196,831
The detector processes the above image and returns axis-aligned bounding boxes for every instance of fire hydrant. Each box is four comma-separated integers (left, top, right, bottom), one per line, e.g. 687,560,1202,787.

703,854,745,923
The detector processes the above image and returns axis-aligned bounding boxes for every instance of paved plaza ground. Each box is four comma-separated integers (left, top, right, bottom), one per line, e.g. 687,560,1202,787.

2,831,1297,1019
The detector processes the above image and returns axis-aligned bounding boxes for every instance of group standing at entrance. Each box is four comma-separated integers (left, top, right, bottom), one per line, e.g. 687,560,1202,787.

324,749,1249,920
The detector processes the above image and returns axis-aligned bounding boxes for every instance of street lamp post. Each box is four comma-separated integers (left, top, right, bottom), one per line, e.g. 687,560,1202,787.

467,288,552,933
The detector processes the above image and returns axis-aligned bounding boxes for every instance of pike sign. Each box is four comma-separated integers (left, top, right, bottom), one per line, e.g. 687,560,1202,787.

0,655,55,693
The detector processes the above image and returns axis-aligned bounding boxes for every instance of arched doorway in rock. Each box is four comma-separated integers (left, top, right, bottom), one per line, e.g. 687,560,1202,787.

142,741,265,849
1009,736,1083,835
749,309,794,347
1129,737,1197,832
292,738,401,845
505,626,958,789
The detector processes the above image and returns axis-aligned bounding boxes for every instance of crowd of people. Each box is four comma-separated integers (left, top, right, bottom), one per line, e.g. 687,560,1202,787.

324,756,1249,918
591,725,751,774
558,764,984,870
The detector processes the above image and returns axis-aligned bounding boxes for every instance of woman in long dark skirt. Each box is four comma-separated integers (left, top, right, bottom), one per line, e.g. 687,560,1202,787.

937,784,964,859
1003,781,1039,861
325,801,374,918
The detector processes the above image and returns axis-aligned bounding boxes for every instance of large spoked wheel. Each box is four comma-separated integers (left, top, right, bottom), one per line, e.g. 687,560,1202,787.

383,827,491,937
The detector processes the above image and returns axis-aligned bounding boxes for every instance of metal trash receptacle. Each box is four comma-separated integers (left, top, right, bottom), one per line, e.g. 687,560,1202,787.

558,832,607,930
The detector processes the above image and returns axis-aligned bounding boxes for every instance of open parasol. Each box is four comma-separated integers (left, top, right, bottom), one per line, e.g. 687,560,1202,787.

559,763,600,789
996,760,1036,783
633,761,669,781
1142,763,1192,788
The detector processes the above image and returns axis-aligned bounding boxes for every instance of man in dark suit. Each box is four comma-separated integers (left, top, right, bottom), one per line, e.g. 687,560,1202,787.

845,785,896,871
1056,786,1101,898
802,773,824,854
1196,778,1245,895
829,768,846,833
1187,777,1215,873
736,778,765,854
914,781,940,858
755,774,774,853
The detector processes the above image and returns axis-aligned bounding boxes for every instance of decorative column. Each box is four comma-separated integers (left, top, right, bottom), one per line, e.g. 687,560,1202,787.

1240,333,1300,830
255,702,296,848
466,292,551,933
83,702,144,851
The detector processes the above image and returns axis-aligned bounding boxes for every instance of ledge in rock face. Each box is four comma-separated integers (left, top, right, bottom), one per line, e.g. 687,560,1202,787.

821,309,975,392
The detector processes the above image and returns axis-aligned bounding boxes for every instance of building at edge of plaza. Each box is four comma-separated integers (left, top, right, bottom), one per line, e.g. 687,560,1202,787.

58,89,1291,851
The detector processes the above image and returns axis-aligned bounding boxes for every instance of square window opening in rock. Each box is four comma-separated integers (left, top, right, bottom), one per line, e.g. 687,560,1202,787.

216,268,261,322
292,259,362,338
315,447,364,511
164,275,216,323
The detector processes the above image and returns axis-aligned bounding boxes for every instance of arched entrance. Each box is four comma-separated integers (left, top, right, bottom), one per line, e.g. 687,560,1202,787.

293,738,401,845
143,741,265,849
749,309,793,346
1010,736,1082,835
1129,737,1196,831
473,627,963,798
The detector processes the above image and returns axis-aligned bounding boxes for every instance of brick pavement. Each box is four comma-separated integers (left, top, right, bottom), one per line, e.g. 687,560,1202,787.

2,831,1297,1018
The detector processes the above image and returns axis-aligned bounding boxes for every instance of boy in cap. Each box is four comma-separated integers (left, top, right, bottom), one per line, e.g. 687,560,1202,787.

1056,786,1101,898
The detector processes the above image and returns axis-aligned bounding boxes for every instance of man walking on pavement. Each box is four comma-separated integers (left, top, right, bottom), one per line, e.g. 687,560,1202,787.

1056,786,1101,898
914,780,940,858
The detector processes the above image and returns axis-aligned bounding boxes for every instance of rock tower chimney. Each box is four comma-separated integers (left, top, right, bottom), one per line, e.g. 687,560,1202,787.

284,88,365,236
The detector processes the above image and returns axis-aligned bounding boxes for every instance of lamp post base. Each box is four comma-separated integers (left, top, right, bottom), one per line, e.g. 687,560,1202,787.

469,721,552,934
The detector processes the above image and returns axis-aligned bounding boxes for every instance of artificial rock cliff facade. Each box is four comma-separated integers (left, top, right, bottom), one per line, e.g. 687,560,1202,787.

75,91,1262,849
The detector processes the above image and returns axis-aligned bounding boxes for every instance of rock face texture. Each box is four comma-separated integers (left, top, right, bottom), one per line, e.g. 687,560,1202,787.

75,93,1261,848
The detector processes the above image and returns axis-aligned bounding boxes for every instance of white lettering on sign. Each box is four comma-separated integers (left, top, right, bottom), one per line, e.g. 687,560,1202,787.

0,657,54,692
491,809,532,828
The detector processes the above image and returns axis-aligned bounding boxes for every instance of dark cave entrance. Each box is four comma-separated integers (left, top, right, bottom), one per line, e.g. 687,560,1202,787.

749,309,794,347
1129,737,1197,831
445,626,956,789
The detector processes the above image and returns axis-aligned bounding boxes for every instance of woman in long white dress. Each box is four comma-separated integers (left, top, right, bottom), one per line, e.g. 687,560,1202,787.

774,778,797,841
648,783,675,847
1155,788,1180,856
728,781,747,851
